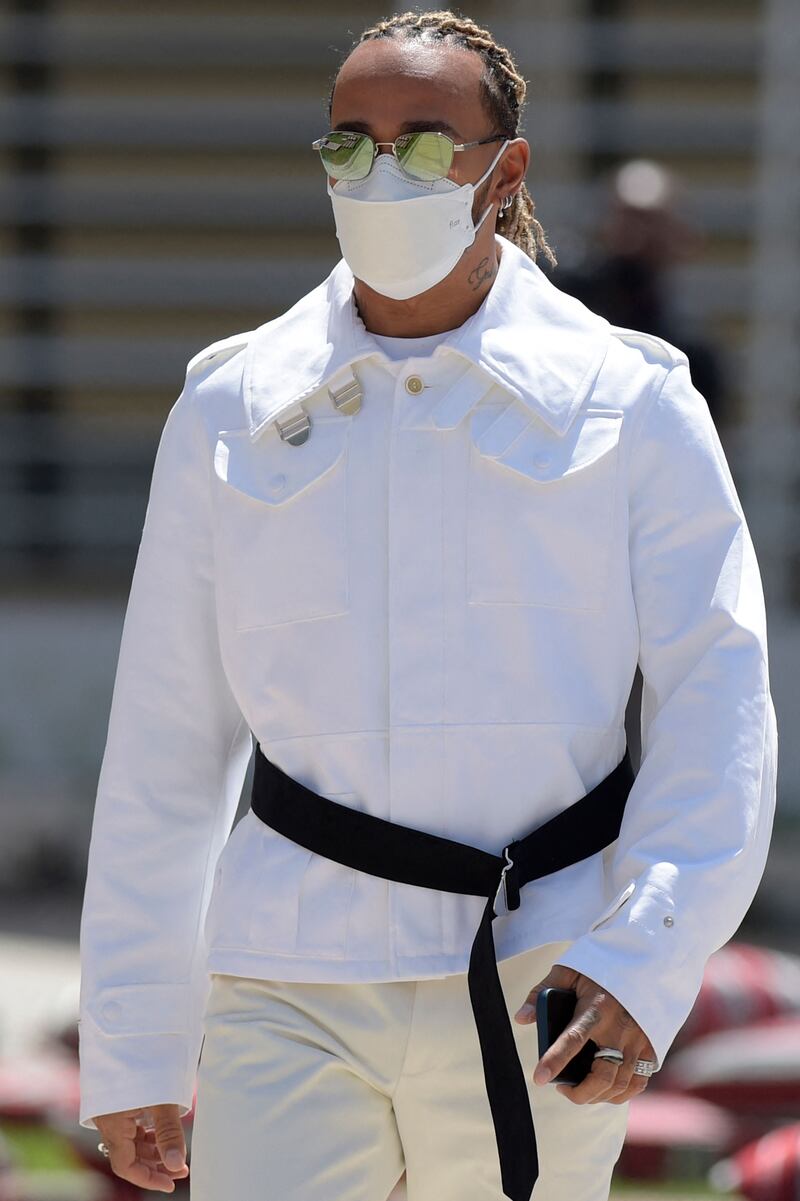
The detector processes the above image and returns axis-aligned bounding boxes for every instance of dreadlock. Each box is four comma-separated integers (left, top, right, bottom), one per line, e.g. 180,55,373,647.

328,9,557,269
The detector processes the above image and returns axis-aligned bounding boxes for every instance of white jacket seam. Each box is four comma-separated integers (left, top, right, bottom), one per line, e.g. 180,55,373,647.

625,360,680,659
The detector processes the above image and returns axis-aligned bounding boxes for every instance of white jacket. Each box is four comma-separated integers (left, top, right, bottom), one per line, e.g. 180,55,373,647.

78,235,778,1129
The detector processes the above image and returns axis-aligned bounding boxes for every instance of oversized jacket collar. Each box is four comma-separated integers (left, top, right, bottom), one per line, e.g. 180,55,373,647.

242,234,612,442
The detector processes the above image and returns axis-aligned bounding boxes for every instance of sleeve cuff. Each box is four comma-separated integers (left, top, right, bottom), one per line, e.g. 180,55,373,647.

557,875,714,1069
78,982,200,1130
79,1074,194,1130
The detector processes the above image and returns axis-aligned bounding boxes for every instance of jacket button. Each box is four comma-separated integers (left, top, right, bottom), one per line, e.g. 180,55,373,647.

663,915,674,927
101,1000,123,1022
405,375,424,395
269,473,287,494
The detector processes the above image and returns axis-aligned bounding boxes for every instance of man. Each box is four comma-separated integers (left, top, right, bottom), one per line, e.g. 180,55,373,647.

550,158,727,426
78,11,778,1201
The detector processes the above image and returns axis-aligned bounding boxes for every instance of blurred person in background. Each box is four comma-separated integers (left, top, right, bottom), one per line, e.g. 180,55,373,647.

550,159,727,428
76,9,777,1201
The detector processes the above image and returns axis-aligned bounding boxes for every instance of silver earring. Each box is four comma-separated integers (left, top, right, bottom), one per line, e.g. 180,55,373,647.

500,194,513,216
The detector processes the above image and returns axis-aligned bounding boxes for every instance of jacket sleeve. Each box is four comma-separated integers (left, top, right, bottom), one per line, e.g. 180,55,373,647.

555,358,778,1071
77,357,253,1129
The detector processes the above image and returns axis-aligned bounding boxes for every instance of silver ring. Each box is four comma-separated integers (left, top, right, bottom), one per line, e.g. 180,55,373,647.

593,1046,624,1064
633,1058,658,1077
97,1141,110,1158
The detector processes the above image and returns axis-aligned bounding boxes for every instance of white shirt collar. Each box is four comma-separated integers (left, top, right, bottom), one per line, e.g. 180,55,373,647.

242,235,612,442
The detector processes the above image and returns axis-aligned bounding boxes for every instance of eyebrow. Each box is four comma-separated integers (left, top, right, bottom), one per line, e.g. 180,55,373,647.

331,118,463,140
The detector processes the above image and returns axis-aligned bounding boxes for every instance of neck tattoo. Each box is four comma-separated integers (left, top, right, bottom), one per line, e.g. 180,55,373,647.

468,255,496,291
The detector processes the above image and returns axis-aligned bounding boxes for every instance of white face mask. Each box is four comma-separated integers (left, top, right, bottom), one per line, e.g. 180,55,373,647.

327,139,509,301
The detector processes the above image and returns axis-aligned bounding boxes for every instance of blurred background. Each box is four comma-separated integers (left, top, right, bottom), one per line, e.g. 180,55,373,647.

0,1,798,1198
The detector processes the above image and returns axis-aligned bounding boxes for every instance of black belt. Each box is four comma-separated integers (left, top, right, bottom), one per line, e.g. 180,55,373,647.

249,742,635,1201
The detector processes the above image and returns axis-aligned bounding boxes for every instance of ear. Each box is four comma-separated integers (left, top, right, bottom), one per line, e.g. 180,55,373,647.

490,136,530,209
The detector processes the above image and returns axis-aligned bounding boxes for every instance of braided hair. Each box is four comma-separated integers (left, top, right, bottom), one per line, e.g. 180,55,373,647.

328,9,557,268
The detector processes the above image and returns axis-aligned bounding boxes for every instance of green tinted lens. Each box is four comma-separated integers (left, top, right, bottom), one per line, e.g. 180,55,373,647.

395,132,454,181
317,132,374,180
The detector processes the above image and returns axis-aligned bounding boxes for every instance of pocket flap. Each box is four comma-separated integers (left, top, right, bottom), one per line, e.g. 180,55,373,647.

472,399,532,458
214,417,350,505
86,982,189,1037
473,408,624,483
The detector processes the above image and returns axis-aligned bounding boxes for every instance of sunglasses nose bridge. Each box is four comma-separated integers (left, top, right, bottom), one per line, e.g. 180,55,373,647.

317,133,449,182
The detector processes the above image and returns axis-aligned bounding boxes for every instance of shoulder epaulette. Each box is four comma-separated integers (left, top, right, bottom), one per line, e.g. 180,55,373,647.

608,325,689,370
185,331,254,378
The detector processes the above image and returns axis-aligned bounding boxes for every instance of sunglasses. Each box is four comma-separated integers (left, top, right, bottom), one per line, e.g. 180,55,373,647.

311,129,506,183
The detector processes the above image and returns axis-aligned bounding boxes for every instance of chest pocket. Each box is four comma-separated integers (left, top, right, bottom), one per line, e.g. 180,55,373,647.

466,403,624,611
212,416,351,630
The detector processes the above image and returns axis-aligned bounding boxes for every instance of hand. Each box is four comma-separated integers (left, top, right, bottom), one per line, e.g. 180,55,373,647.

513,962,657,1105
93,1104,189,1192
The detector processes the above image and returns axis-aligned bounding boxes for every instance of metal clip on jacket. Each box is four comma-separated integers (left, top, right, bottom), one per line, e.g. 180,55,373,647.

493,845,521,918
274,404,311,445
328,366,363,416
272,367,362,445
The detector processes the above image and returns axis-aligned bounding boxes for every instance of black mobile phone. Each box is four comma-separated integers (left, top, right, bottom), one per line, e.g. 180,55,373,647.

535,987,598,1086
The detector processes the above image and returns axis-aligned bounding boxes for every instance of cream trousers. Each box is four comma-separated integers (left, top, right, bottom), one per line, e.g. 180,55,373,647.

189,939,630,1201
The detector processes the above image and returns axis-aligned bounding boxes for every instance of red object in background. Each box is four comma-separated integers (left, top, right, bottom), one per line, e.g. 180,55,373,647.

709,1122,800,1200
617,1090,740,1180
627,1090,738,1146
670,943,800,1055
665,1015,800,1117
0,1054,80,1120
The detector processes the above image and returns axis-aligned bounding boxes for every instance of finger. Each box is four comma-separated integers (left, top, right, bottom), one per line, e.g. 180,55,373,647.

106,1133,178,1193
95,1112,138,1144
514,965,579,1023
554,1053,623,1105
152,1147,189,1179
124,1159,181,1192
584,1019,656,1102
574,998,647,1096
533,1006,598,1084
561,1049,655,1105
589,1053,643,1103
153,1109,188,1176
589,1069,636,1102
600,1069,652,1106
133,1128,187,1181
136,1129,165,1165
